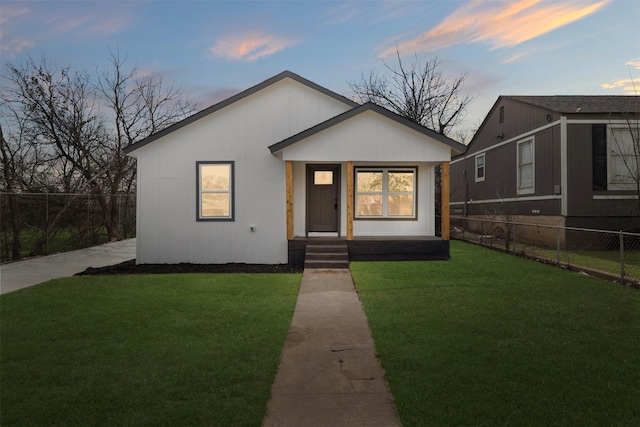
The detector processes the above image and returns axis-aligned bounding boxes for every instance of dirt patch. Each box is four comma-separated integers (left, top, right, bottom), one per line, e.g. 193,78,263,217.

76,259,303,276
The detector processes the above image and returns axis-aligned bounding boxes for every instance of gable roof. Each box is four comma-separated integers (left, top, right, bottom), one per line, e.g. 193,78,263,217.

504,95,640,114
268,101,467,156
124,70,359,155
459,95,640,158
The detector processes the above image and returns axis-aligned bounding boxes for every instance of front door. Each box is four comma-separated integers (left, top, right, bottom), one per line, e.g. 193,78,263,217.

306,164,340,234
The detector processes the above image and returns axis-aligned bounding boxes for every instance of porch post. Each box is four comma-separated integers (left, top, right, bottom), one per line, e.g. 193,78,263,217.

347,161,354,240
441,161,450,241
286,161,294,240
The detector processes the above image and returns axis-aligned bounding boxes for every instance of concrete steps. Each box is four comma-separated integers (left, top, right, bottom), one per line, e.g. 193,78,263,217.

304,242,349,269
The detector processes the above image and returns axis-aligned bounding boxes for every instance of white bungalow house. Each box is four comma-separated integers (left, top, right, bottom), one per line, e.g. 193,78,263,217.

124,71,466,265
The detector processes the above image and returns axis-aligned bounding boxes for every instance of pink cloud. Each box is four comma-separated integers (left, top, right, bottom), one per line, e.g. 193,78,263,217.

379,0,609,57
0,4,33,55
0,4,29,25
47,10,131,36
0,36,35,55
209,31,298,62
601,59,640,94
600,77,640,94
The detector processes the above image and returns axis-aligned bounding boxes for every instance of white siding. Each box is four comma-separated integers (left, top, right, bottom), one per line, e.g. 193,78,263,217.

280,111,452,162
134,78,352,264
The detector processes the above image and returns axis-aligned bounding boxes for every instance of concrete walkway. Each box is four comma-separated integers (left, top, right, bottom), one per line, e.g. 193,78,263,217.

263,268,401,427
0,238,136,295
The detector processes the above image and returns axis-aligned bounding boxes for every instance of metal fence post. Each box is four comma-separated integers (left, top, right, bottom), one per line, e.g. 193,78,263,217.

87,194,90,247
462,217,466,240
118,194,122,235
620,231,625,286
482,220,486,246
45,192,49,255
556,226,560,266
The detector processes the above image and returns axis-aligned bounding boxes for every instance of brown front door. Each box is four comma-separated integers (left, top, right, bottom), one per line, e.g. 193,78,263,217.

306,164,340,233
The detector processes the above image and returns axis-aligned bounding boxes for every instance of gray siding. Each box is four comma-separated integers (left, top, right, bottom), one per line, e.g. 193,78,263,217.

451,98,561,216
451,95,639,232
469,98,560,153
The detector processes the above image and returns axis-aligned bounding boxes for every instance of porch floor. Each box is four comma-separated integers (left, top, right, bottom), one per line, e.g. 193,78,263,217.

288,236,449,266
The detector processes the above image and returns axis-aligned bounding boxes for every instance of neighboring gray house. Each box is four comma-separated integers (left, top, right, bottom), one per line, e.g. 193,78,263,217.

450,95,639,241
124,71,465,265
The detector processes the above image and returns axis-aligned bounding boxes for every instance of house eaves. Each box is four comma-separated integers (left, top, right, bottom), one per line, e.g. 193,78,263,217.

268,101,467,156
123,70,359,156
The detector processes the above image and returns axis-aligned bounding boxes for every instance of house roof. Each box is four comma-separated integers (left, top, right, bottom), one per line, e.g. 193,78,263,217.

123,70,359,155
503,95,639,114
268,101,467,156
458,95,640,158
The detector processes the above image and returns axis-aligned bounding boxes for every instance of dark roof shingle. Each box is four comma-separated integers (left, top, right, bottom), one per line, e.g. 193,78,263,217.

505,95,639,114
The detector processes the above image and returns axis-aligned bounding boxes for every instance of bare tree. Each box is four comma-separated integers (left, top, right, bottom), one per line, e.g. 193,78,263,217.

485,193,518,252
0,125,22,259
2,56,112,252
1,53,197,253
1,82,62,259
608,102,640,223
349,51,474,233
349,51,474,137
94,50,198,239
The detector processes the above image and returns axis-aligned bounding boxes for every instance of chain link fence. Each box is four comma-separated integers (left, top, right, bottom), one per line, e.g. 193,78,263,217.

450,216,640,287
0,192,136,262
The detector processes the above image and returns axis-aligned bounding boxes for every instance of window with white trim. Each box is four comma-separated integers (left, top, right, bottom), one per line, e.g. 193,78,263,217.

355,167,416,218
608,125,639,190
475,153,485,182
517,138,534,194
197,161,234,221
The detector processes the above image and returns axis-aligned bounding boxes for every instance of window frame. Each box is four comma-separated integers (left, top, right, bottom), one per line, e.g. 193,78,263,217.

607,125,638,190
517,138,535,195
475,153,486,182
196,161,235,221
354,166,417,220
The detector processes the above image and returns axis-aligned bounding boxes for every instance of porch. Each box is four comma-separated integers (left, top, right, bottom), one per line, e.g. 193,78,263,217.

288,236,450,266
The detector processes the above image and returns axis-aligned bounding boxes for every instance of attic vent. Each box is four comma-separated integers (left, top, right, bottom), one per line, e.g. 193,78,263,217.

499,106,505,123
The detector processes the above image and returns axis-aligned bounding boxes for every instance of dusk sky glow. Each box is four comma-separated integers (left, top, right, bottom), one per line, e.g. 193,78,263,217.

2,0,639,136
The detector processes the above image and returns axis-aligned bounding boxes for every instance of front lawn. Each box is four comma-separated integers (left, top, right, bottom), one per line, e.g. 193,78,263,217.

351,241,640,426
0,273,301,426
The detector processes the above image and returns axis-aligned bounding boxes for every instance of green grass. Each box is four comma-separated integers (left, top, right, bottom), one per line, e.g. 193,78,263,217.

0,273,301,427
455,228,640,282
534,247,640,281
351,241,640,426
2,227,110,260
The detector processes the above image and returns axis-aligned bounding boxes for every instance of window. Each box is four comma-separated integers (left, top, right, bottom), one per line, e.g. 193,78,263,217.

608,125,638,190
517,138,534,194
314,170,333,185
592,125,607,191
355,168,416,218
475,153,485,182
197,161,234,221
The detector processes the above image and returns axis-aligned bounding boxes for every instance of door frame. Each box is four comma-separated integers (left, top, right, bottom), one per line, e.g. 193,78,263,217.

305,164,341,236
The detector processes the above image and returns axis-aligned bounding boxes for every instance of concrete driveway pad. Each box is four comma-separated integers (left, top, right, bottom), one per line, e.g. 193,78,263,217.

0,238,136,294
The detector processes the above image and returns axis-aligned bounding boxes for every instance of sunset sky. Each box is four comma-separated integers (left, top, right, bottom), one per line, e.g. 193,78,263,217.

2,0,638,137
